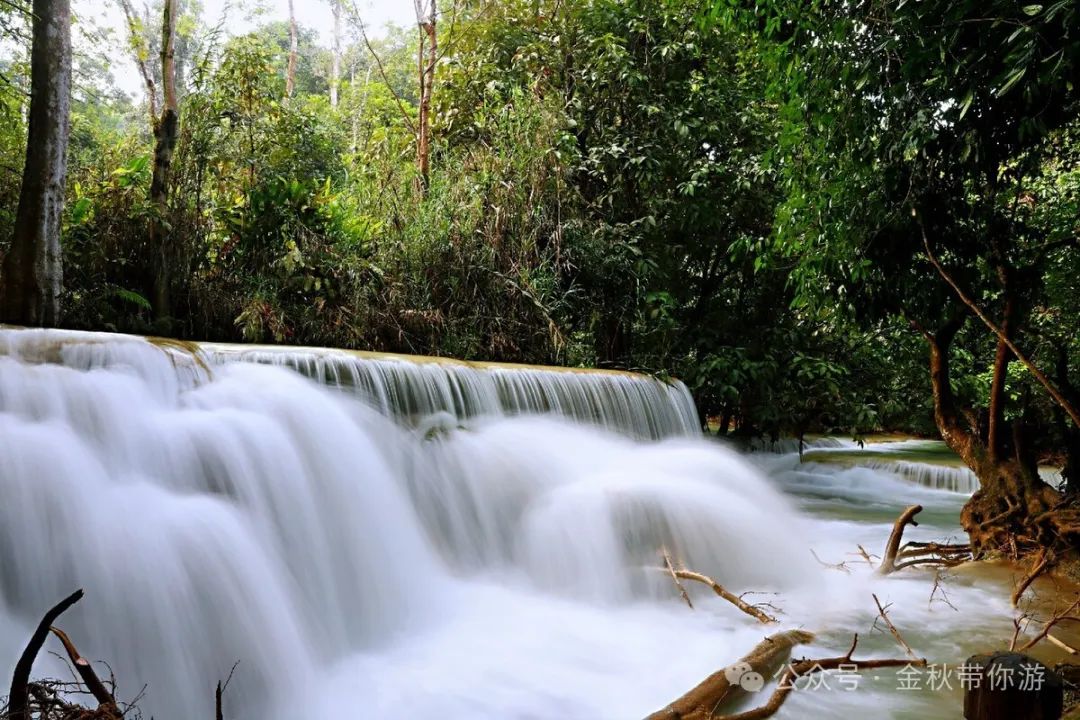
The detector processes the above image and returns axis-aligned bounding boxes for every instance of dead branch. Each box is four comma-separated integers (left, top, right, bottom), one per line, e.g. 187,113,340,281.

855,545,877,567
809,549,851,574
928,570,959,612
1046,633,1079,655
714,634,926,720
668,568,778,624
648,631,925,720
1017,595,1080,653
879,505,923,574
1012,547,1052,607
48,627,118,712
1010,617,1025,652
891,538,972,571
216,661,239,720
661,547,693,609
7,589,84,720
643,629,815,720
872,594,919,660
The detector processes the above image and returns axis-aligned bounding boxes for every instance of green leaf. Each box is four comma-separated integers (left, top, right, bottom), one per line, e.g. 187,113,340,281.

958,88,974,119
111,288,152,311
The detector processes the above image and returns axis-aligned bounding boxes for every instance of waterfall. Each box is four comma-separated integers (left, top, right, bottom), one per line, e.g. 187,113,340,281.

0,328,700,439
860,459,979,494
0,328,817,719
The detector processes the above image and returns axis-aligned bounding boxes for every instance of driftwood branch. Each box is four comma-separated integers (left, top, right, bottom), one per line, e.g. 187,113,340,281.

1015,595,1080,653
655,550,777,624
671,569,778,624
7,589,84,720
714,634,926,720
810,549,851,574
647,631,925,720
872,594,920,660
662,547,693,609
643,629,815,720
48,626,118,711
879,505,923,574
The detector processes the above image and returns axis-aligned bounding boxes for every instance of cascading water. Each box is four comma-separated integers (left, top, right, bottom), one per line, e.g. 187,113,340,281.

0,328,1017,719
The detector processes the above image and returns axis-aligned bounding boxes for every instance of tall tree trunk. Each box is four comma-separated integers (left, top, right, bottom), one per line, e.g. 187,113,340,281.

285,0,298,99
330,0,341,108
0,0,70,326
928,306,1063,559
415,0,436,191
150,0,179,321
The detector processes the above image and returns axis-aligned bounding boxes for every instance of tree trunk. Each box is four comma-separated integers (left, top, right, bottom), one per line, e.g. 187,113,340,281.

150,0,179,322
285,0,298,99
0,0,70,326
927,311,1063,559
330,0,341,108
416,0,436,191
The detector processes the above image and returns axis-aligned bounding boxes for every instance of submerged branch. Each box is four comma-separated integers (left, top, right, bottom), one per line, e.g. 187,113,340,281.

872,593,920,660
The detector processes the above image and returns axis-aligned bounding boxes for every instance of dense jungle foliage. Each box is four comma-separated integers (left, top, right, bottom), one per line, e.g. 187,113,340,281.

0,0,1077,455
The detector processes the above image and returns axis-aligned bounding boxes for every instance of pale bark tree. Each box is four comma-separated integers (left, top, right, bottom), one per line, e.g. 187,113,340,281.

414,0,436,191
0,0,71,326
285,0,298,98
330,0,341,107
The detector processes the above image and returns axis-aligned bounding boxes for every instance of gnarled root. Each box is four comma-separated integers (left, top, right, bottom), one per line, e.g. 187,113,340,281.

879,504,972,575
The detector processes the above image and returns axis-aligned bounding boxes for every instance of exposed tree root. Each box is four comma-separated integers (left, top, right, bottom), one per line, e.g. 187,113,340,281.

1012,547,1053,606
878,504,972,574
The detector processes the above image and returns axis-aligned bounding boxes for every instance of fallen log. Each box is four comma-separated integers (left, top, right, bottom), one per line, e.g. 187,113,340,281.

645,631,924,720
716,634,925,720
643,629,815,720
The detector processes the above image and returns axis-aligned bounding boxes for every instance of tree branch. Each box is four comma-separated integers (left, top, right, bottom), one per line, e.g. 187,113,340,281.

347,1,418,135
7,590,84,720
919,215,1080,430
879,505,922,575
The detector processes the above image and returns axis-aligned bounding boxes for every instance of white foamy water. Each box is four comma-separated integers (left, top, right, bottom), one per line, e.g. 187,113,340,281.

0,329,1014,719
